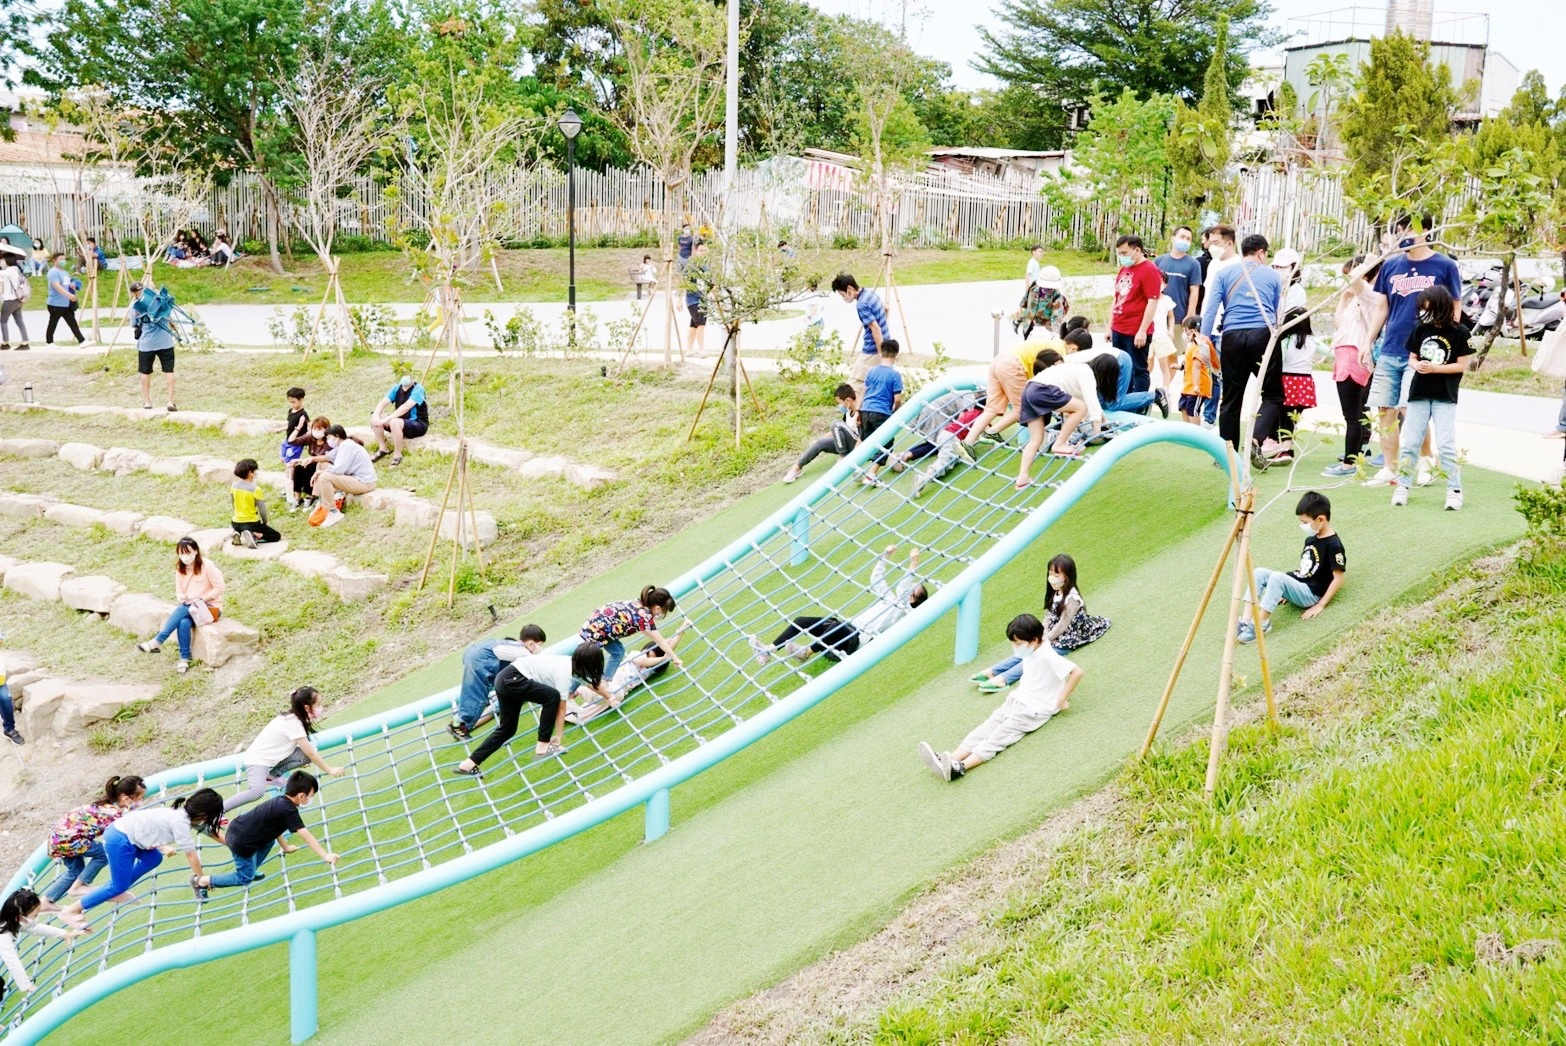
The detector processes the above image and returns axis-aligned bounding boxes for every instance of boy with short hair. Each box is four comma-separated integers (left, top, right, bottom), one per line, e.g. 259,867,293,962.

831,273,892,398
1238,490,1346,643
231,459,282,548
282,386,310,510
859,340,904,486
193,771,339,894
784,384,860,484
449,624,548,741
918,613,1083,781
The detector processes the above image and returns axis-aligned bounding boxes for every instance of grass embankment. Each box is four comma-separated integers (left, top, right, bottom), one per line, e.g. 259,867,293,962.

125,246,1109,307
1462,340,1566,398
851,512,1566,1041
51,445,1527,1044
0,349,824,769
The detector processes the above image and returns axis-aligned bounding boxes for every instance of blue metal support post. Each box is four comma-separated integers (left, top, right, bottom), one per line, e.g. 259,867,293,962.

955,583,981,664
290,928,318,1044
645,787,671,842
789,510,810,566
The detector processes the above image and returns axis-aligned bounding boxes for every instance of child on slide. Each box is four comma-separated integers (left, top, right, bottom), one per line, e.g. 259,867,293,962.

193,771,338,895
920,614,1083,782
1238,491,1346,643
972,554,1108,692
579,586,683,685
750,545,927,664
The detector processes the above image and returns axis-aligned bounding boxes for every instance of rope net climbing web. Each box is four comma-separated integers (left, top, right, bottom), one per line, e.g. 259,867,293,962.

1,385,1145,1033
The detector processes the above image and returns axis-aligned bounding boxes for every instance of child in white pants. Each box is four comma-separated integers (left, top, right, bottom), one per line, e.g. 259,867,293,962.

919,613,1082,781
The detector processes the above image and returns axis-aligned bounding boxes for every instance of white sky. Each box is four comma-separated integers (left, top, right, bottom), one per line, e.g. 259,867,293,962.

809,0,1565,98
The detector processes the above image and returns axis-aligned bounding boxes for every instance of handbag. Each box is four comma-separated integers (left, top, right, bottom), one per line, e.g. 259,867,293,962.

188,600,215,627
1532,324,1566,379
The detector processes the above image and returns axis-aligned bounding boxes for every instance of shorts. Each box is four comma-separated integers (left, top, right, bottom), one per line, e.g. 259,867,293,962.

986,355,1028,413
399,418,428,440
1019,381,1071,425
137,348,175,374
1150,334,1179,360
688,304,707,328
1367,354,1413,410
1282,373,1317,409
1177,393,1206,416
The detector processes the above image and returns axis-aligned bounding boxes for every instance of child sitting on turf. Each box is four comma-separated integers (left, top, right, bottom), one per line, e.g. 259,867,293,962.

193,771,338,895
281,386,310,510
1238,490,1346,643
860,340,905,487
1178,316,1219,425
919,613,1083,782
231,459,282,548
972,554,1109,690
783,384,860,484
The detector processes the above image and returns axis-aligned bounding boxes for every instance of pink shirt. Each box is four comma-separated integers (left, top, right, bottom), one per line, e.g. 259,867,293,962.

175,561,225,611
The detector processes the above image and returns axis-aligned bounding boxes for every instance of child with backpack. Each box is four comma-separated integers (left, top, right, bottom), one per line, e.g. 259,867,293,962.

783,384,861,484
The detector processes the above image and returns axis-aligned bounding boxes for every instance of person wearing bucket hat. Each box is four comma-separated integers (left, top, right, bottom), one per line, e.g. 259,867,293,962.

1012,249,1070,341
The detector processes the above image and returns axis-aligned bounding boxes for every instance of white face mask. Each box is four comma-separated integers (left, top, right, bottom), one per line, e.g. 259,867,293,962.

1012,642,1031,656
179,553,197,565
326,436,341,448
311,430,326,440
1299,521,1317,536
1048,574,1065,590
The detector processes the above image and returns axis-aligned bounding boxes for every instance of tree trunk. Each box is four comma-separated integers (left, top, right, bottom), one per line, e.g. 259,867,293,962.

1470,252,1511,371
726,326,739,432
263,178,284,275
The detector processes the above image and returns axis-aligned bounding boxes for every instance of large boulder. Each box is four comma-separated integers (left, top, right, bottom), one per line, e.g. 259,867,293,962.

108,592,175,638
470,441,534,470
221,538,290,561
393,500,440,530
279,550,343,579
59,405,113,417
324,567,387,603
59,575,126,614
0,650,40,678
139,515,196,543
564,462,617,490
0,493,50,518
192,458,237,484
0,438,60,459
43,503,107,529
21,678,160,739
147,456,199,478
4,562,75,602
0,556,18,582
357,488,418,512
100,510,145,536
439,509,497,548
255,469,287,491
99,447,155,476
518,455,572,480
222,417,283,437
58,442,106,470
191,617,260,667
187,528,234,557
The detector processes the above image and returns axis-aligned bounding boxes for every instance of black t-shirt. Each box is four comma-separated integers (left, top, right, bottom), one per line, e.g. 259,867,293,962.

285,408,310,442
1290,532,1346,598
225,796,306,857
1406,322,1472,403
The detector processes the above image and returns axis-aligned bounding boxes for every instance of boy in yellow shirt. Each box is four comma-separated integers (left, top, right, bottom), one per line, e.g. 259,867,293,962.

231,459,282,548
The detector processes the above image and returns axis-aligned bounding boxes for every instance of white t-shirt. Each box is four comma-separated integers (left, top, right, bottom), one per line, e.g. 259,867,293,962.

1153,293,1177,335
1011,644,1078,717
507,652,575,697
1025,257,1042,288
1038,361,1103,424
114,805,198,852
0,266,24,303
1202,253,1243,332
245,713,308,768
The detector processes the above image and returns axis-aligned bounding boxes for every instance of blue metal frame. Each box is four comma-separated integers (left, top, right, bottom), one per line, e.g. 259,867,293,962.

1,377,1232,1044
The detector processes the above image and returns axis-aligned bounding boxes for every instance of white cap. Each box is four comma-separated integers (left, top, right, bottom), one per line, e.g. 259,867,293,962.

1037,265,1063,290
1271,247,1301,269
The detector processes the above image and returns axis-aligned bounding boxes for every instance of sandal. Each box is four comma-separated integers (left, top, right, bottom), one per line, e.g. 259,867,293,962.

532,741,567,760
370,450,390,463
388,456,403,467
451,763,482,777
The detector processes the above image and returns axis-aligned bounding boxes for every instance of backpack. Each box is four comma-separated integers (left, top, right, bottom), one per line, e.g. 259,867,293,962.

15,269,30,302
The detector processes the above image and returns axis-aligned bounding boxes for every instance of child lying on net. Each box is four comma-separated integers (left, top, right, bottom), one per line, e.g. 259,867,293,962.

567,626,688,725
750,545,926,664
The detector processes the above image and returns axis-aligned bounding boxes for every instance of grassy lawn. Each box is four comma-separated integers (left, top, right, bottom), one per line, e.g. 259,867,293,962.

1463,339,1566,398
45,434,1528,1044
110,246,1110,307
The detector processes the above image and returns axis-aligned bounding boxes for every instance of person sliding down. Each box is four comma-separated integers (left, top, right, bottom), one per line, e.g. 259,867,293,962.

453,641,616,775
749,545,927,665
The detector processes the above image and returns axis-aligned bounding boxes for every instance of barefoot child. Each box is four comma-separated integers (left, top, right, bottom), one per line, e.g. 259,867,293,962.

453,641,614,774
1,890,84,999
224,687,345,811
231,459,282,548
1015,376,1089,488
919,614,1083,781
57,789,226,924
193,771,338,894
41,776,147,906
1238,491,1346,643
580,587,683,684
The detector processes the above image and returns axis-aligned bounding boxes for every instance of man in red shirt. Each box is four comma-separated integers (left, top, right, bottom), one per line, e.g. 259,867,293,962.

1110,234,1162,394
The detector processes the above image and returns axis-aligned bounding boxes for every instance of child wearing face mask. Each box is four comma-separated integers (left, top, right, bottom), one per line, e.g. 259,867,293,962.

1393,285,1471,511
970,553,1109,691
1237,491,1346,644
281,387,311,510
921,613,1084,782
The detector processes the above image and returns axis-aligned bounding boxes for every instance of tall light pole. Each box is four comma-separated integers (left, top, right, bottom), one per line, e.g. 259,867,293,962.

724,0,738,188
558,107,583,350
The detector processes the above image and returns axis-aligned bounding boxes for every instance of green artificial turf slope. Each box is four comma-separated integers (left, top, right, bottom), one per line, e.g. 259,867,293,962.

54,456,1525,1045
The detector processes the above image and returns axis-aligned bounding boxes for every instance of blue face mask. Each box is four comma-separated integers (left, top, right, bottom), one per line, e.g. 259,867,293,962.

1173,239,1191,254
1116,254,1134,268
1398,236,1417,250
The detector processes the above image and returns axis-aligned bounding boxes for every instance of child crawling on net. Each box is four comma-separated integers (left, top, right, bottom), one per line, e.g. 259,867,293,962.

919,613,1082,782
566,625,688,725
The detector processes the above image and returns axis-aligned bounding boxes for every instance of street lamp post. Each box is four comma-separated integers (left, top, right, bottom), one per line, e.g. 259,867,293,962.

558,108,583,351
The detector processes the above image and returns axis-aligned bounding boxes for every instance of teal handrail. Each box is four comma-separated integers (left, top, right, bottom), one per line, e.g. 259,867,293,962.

2,376,1232,1043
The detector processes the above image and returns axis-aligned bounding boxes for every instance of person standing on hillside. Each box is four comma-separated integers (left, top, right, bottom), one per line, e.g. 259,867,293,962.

1154,226,1203,325
130,281,178,411
1198,225,1240,427
832,273,893,400
1109,235,1161,394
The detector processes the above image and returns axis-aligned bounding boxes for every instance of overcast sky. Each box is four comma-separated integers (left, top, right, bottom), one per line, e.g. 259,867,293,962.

809,0,1565,98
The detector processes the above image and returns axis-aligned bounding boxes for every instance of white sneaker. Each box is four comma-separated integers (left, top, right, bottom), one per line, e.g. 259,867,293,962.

1365,467,1398,488
176,659,191,674
1391,486,1408,507
320,509,344,528
239,530,257,549
748,635,772,666
1445,489,1463,511
1416,457,1434,487
783,641,812,663
782,467,800,484
917,741,952,782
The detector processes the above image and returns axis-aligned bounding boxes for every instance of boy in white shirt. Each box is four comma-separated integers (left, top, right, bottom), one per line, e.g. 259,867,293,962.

919,614,1083,781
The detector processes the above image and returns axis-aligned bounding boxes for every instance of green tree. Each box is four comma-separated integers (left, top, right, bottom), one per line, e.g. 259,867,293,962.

976,0,1276,107
1044,89,1174,250
1304,51,1353,153
1339,32,1459,215
1168,18,1235,221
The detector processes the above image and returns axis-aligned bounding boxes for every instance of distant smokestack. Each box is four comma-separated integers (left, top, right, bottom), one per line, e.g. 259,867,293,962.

1385,0,1433,40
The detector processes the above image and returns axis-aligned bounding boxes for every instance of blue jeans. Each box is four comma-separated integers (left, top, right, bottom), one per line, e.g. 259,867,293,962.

44,841,108,902
456,639,505,729
1204,372,1222,424
0,682,13,733
987,647,1072,684
1110,330,1152,393
1105,349,1156,414
601,639,626,685
1368,354,1413,410
1246,567,1319,618
155,603,200,659
1398,398,1460,491
208,839,274,889
82,827,163,911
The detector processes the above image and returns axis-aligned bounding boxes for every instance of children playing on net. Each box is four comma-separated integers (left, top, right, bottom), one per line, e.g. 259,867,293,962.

579,586,683,684
281,386,310,509
453,641,614,774
919,613,1083,782
971,554,1109,691
449,624,547,741
1238,491,1346,643
193,771,338,896
56,788,226,925
224,687,345,812
1,889,84,999
859,340,905,487
41,775,147,907
750,545,926,664
1014,374,1089,488
231,459,282,548
1393,284,1471,511
784,384,860,484
912,397,986,497
1178,316,1220,425
567,628,687,725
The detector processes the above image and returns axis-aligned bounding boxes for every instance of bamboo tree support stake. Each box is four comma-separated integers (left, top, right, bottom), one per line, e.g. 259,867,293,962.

302,278,335,358
418,443,462,592
686,327,764,442
613,278,663,377
1242,547,1279,729
1203,486,1258,802
102,266,131,351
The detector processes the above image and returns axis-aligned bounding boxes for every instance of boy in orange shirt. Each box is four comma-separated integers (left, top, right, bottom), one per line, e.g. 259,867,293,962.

1177,315,1219,425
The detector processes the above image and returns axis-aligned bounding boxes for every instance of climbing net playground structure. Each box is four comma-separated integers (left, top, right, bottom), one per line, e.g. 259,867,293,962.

1,376,1230,1043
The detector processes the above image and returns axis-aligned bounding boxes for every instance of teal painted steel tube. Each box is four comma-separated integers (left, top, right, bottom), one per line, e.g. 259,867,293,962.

290,928,317,1044
954,583,982,664
2,382,1231,1045
645,788,671,843
789,509,810,566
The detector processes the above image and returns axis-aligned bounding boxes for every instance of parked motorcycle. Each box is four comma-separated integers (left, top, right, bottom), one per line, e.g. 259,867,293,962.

1462,264,1503,334
1506,287,1566,340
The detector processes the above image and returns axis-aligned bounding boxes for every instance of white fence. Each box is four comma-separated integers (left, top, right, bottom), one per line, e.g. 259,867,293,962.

0,160,1394,257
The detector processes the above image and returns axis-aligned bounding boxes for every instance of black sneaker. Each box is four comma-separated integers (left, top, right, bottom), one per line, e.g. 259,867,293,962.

1153,388,1169,419
4,729,23,745
446,720,471,742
